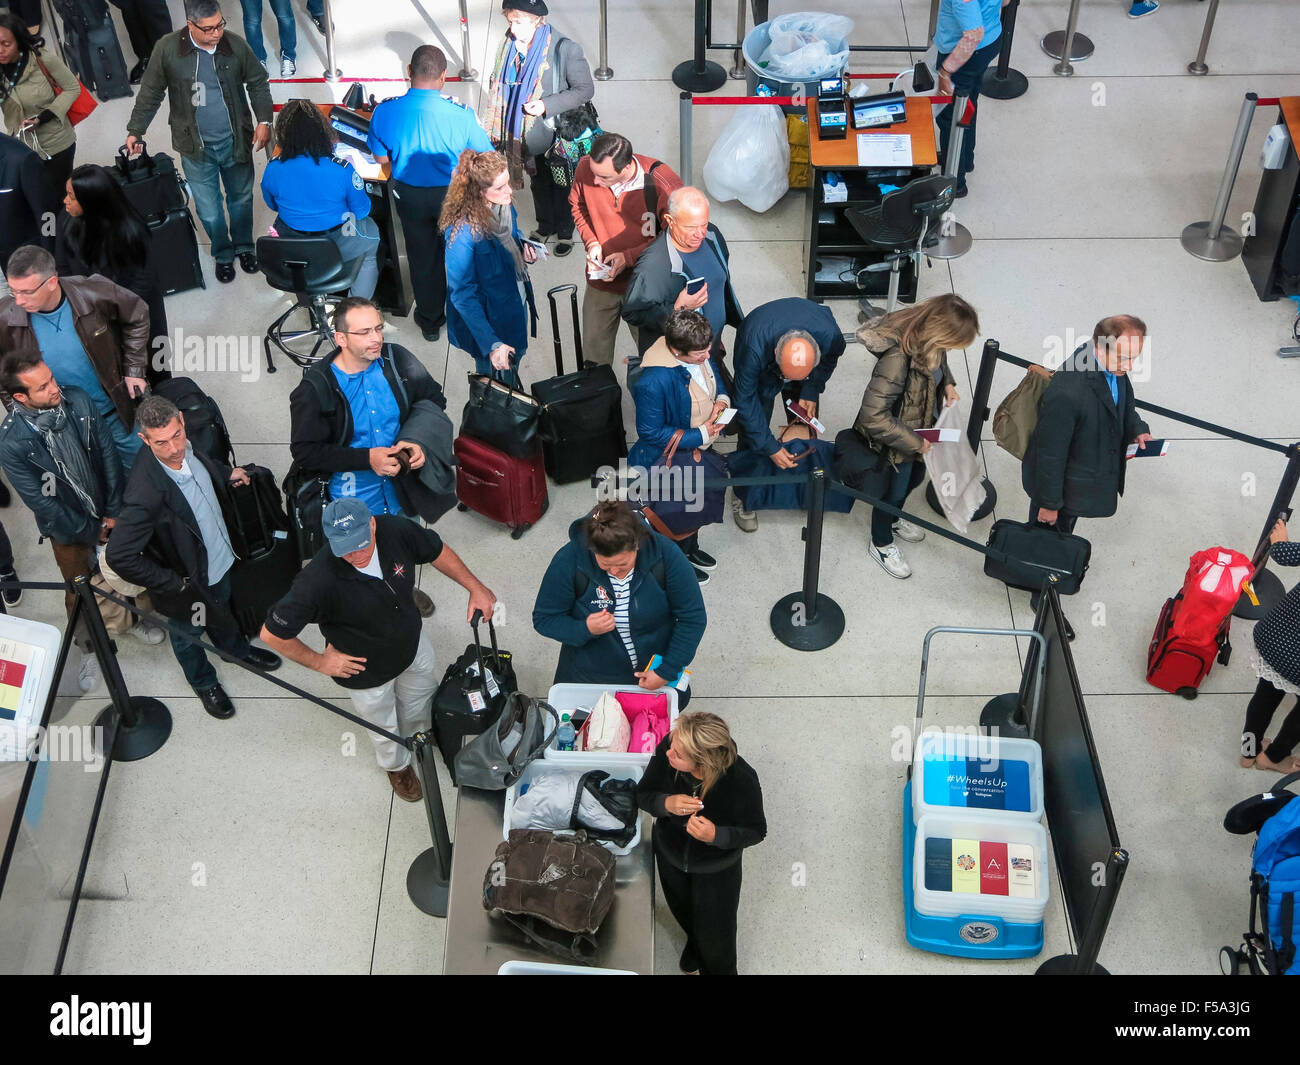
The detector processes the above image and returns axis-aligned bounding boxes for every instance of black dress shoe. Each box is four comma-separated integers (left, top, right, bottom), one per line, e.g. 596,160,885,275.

237,252,259,274
215,261,236,283
129,60,146,84
198,684,235,719
421,326,441,342
553,239,573,257
240,647,282,671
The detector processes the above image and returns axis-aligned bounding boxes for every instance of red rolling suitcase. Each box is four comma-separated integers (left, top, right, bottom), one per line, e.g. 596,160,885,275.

453,434,548,539
1146,594,1232,699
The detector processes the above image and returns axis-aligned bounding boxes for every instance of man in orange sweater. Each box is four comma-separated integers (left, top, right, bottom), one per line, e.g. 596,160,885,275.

568,132,682,383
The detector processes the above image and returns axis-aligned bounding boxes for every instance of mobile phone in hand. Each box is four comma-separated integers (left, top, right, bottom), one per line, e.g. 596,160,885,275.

685,276,706,296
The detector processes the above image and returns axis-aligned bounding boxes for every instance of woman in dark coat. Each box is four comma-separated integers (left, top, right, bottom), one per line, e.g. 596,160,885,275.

1241,518,1300,773
636,711,766,975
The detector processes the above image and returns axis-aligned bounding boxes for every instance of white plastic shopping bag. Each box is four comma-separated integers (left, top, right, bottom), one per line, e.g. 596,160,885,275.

922,403,986,534
759,12,854,80
703,104,790,213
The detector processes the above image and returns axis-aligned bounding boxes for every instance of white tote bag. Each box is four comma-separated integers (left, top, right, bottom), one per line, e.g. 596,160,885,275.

922,403,986,534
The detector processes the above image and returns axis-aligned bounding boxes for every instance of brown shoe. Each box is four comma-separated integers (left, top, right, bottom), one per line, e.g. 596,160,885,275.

388,765,423,802
412,587,435,618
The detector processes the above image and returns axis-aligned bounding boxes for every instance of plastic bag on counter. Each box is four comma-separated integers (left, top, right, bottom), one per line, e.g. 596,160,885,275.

703,104,790,213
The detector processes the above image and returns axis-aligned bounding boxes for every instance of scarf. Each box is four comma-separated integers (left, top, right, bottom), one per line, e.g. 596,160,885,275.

487,25,552,188
17,402,104,520
489,202,528,283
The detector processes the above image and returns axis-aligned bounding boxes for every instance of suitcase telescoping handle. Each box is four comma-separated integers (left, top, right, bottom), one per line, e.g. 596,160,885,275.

546,283,583,377
469,607,506,688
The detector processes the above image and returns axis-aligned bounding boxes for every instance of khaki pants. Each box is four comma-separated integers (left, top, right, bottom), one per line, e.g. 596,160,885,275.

581,284,639,369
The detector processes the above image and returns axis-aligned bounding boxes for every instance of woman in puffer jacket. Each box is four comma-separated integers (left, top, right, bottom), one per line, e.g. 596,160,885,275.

851,293,980,579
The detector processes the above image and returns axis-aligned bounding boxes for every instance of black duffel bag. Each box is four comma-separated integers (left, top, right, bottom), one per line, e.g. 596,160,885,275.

984,519,1091,596
432,611,517,783
832,427,891,500
460,371,542,459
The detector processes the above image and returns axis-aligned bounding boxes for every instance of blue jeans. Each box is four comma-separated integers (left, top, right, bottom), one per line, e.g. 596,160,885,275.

871,460,926,546
240,0,298,62
306,0,322,16
104,411,144,474
935,37,1003,188
168,570,254,692
181,137,255,264
274,215,380,298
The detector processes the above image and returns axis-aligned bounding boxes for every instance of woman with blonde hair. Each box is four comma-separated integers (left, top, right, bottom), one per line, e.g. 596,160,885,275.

636,710,766,975
440,148,538,389
852,293,980,579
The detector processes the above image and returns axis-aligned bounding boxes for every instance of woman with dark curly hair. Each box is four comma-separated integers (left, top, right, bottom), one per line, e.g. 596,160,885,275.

439,148,538,389
0,11,79,201
261,99,380,298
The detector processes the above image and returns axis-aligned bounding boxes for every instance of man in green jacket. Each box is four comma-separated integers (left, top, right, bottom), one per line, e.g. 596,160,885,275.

124,0,273,284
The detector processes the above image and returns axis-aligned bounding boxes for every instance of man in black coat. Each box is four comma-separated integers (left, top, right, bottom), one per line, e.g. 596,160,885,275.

0,133,54,276
106,395,281,719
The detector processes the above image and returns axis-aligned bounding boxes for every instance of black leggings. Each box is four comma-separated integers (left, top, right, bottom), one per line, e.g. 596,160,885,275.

1242,677,1300,761
655,849,742,975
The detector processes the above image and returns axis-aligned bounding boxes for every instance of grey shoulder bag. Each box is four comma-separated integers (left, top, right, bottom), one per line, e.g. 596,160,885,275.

454,692,559,790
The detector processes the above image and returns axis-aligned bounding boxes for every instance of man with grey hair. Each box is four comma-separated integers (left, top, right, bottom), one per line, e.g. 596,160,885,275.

728,297,846,531
107,395,282,720
125,0,273,284
621,185,743,391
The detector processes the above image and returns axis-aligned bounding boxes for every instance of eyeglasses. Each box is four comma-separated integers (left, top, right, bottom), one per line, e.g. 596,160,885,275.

8,275,54,297
188,17,227,33
341,323,385,338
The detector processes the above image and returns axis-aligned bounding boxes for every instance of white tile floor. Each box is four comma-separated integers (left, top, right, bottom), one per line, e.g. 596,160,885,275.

4,0,1293,974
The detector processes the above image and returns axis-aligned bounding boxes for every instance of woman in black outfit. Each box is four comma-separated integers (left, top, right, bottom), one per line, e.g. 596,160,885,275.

57,163,170,384
1241,518,1300,774
636,711,765,975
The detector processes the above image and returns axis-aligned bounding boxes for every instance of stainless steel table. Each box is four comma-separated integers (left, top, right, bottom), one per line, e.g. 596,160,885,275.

442,785,656,974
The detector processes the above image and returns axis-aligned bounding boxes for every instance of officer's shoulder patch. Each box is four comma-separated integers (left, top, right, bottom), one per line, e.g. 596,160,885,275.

351,169,365,190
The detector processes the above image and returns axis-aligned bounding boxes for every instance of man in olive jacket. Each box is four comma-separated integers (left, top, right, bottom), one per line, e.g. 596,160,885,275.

124,0,273,283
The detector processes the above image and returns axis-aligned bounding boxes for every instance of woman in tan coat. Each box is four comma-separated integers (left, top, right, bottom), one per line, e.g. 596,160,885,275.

852,294,980,579
0,12,79,200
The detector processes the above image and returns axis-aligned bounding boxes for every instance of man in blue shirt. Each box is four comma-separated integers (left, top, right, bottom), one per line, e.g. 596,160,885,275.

933,0,1006,197
367,45,492,342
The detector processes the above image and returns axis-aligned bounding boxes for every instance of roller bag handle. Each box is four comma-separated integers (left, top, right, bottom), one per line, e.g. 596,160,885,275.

547,283,584,376
467,608,508,704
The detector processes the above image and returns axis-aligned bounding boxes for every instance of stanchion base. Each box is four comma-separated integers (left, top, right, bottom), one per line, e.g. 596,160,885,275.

324,68,341,83
979,693,1029,738
1036,953,1110,975
926,223,973,261
407,847,451,917
728,64,746,80
672,59,728,93
94,697,172,762
1188,61,1208,76
594,69,614,82
770,592,845,651
1181,220,1244,263
1233,568,1283,621
981,67,1028,100
458,67,479,80
1041,30,1094,61
926,478,997,522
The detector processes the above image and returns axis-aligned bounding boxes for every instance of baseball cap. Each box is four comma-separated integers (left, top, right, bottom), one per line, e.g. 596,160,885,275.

322,498,373,556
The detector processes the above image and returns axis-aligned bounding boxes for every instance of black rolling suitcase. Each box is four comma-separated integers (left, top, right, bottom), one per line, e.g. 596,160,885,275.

531,283,626,484
221,464,299,638
51,0,132,101
431,612,516,783
111,145,205,295
149,206,205,295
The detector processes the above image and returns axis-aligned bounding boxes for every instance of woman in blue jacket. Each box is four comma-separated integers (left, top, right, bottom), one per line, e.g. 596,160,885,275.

439,148,537,389
629,309,729,585
260,100,380,298
533,501,706,707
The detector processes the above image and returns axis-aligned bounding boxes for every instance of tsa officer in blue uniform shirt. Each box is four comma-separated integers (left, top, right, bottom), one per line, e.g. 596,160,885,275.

367,44,492,343
262,99,380,297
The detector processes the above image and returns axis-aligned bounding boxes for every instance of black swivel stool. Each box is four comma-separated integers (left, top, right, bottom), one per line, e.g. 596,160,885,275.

845,174,957,319
257,236,363,373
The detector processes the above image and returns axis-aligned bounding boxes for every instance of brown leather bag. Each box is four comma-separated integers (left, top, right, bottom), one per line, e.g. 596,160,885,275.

483,829,617,961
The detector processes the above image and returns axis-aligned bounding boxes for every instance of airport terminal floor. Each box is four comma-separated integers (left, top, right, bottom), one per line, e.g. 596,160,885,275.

4,0,1300,980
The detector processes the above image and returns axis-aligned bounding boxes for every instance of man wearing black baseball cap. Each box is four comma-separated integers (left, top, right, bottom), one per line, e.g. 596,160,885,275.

260,498,497,801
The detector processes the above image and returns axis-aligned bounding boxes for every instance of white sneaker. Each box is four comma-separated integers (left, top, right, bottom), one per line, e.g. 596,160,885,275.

78,654,102,694
127,620,166,646
892,518,925,542
870,542,912,579
280,55,296,78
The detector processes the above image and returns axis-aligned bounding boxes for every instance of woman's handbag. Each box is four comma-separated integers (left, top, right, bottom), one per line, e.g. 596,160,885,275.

461,372,543,459
985,519,1092,596
33,54,97,126
640,429,728,539
455,692,559,790
581,691,630,753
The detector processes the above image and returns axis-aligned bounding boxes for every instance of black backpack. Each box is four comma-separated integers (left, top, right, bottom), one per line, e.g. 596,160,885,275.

151,377,235,466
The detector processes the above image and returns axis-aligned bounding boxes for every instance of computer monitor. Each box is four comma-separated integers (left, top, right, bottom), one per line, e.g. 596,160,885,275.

851,91,906,129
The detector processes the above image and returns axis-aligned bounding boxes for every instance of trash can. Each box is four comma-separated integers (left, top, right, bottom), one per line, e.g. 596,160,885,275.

743,19,852,115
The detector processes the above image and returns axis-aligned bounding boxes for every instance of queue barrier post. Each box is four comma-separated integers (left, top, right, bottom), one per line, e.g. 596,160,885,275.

1187,0,1221,76
927,0,941,43
407,730,454,917
769,466,845,651
925,94,973,261
594,0,613,81
729,0,747,79
673,0,728,93
322,0,340,82
457,0,478,80
981,0,1028,100
679,91,693,185
1042,0,1093,74
1181,92,1256,263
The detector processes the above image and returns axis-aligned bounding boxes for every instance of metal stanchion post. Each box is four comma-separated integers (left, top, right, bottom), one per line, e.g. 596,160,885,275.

1234,444,1300,621
407,731,454,917
78,577,173,762
729,0,747,79
982,0,1028,100
594,0,613,81
1181,92,1256,262
322,0,340,81
679,92,693,184
925,95,973,260
672,0,727,92
1042,0,1094,72
1187,0,1220,76
770,468,845,651
457,0,478,80
927,0,940,43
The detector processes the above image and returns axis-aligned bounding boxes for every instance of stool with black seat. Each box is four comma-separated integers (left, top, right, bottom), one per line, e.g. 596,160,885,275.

844,174,956,321
257,236,363,373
